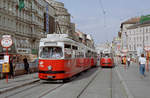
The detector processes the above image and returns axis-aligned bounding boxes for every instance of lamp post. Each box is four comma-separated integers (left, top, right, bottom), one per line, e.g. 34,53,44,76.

46,2,49,34
125,32,128,55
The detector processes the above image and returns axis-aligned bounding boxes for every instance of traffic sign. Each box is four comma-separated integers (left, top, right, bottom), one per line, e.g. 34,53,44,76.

1,35,13,48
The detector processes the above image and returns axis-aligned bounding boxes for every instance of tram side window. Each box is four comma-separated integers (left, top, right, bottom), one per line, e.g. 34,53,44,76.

72,46,78,58
72,46,78,50
77,52,84,58
40,47,63,59
86,50,91,58
64,44,72,59
65,44,71,49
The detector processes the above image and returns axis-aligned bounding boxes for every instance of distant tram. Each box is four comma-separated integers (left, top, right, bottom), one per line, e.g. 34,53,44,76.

100,51,114,68
38,34,97,82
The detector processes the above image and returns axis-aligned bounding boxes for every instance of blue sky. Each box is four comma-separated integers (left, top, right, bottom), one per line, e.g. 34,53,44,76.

57,0,150,45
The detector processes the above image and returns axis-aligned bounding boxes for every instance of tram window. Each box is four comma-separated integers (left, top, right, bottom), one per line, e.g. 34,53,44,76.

102,54,111,58
40,47,63,59
78,52,84,58
86,50,91,57
65,44,71,49
72,46,78,50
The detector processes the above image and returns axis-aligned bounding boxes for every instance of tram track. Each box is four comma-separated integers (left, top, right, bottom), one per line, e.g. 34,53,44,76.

110,68,113,98
1,82,41,98
77,68,113,98
1,67,118,98
0,80,64,98
76,68,102,98
38,83,64,98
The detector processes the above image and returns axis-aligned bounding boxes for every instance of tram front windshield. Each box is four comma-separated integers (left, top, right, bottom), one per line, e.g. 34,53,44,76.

40,47,63,59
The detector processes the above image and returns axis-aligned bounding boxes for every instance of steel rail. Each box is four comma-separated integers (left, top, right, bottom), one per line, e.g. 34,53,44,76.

76,68,101,98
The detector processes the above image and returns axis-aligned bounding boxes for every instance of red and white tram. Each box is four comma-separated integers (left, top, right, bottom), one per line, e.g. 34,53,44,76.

38,34,97,82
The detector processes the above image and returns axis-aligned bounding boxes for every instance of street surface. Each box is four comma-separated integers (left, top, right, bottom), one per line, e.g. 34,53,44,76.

0,60,150,98
116,62,150,98
0,67,127,98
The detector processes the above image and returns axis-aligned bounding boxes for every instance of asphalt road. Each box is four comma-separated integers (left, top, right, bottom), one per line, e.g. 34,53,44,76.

0,67,127,98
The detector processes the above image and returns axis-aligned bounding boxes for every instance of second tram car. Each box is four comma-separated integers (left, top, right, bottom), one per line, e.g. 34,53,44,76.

100,52,114,67
38,34,97,82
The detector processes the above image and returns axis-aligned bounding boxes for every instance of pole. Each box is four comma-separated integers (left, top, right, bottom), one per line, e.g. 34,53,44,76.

6,48,8,83
46,3,49,33
146,51,149,72
143,31,144,52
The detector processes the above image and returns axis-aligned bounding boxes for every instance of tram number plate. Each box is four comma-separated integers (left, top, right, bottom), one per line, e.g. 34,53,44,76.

47,76,53,78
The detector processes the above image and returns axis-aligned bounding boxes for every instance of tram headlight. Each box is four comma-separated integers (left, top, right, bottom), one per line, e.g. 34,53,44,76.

48,66,52,70
40,61,44,65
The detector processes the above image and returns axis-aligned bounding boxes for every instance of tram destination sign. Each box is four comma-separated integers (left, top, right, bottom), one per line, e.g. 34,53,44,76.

1,35,13,48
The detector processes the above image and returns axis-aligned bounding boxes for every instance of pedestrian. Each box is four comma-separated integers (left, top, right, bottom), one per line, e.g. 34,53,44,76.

9,57,14,79
139,54,146,78
122,56,126,64
127,56,131,68
23,56,30,74
52,48,61,58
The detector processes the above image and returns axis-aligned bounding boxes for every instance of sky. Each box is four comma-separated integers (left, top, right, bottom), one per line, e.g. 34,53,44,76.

57,0,150,45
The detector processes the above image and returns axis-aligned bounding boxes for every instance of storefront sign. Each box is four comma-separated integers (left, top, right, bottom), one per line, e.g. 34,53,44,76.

4,55,9,63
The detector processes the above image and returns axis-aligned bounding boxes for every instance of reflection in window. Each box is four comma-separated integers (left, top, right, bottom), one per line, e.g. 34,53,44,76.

40,47,63,59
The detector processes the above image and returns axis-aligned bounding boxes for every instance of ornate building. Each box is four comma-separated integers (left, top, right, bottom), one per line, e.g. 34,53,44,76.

0,0,55,54
49,0,71,34
120,17,140,55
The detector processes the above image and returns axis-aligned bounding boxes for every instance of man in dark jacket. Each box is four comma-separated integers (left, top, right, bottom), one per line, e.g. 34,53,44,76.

9,57,14,78
23,56,30,74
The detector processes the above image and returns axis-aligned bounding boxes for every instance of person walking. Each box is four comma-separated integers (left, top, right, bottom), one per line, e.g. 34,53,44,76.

127,56,131,68
23,56,30,74
139,54,146,78
9,57,14,79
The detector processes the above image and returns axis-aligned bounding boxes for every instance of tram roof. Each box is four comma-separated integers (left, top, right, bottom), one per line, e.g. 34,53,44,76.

40,34,80,45
40,34,95,51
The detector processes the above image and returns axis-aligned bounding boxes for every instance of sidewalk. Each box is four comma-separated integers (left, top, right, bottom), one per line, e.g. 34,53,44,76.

116,62,150,98
0,73,39,94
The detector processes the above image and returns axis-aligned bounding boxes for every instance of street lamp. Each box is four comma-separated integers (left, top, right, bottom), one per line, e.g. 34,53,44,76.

143,27,145,52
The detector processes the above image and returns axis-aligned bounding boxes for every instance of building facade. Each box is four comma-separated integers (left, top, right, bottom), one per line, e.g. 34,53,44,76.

0,0,55,54
121,16,150,56
120,17,140,55
49,0,71,34
127,23,150,56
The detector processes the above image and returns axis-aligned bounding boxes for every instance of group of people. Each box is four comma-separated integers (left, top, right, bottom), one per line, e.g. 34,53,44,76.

122,53,148,78
9,56,30,79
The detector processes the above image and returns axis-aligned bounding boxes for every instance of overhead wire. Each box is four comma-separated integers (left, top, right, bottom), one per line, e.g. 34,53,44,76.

98,0,108,42
98,0,106,28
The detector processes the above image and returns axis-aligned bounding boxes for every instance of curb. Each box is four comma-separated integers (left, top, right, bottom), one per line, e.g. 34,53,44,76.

115,67,134,98
0,79,40,94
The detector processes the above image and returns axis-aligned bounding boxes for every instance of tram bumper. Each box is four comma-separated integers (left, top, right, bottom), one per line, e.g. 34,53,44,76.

38,70,66,80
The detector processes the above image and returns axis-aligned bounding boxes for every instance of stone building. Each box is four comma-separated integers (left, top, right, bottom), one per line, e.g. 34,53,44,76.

120,17,140,55
121,16,150,56
49,0,71,34
127,21,150,56
0,0,55,55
